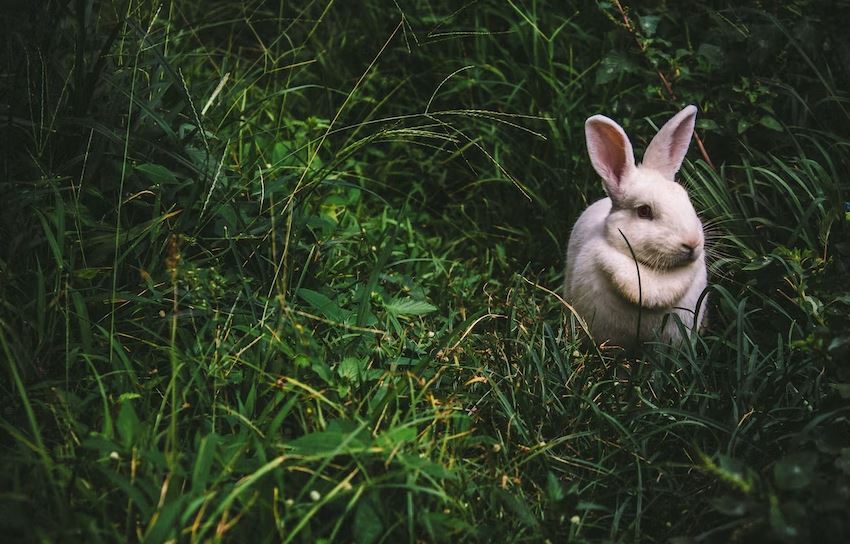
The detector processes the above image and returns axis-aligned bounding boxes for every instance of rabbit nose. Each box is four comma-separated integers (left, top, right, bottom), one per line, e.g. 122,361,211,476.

680,242,696,260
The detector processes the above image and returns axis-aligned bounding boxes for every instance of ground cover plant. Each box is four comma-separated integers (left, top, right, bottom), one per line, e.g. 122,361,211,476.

2,0,849,542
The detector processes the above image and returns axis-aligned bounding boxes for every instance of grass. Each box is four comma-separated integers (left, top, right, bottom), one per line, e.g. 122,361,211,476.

1,1,849,542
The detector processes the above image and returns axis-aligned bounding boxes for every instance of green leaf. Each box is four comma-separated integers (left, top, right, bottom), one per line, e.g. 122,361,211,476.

117,401,140,449
759,115,783,131
97,464,152,516
546,471,565,502
697,43,725,66
768,496,800,540
836,449,850,475
711,495,747,516
493,488,539,527
774,452,817,490
192,433,219,492
353,495,383,544
377,426,417,448
639,15,661,36
338,357,366,382
595,52,635,85
288,430,366,455
384,297,437,316
298,288,354,323
397,453,456,480
696,119,720,131
135,163,178,184
74,267,106,280
827,335,850,355
297,288,336,313
142,496,186,544
831,383,850,399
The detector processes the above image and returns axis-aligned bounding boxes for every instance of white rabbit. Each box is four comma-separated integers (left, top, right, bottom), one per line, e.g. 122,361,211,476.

563,105,707,349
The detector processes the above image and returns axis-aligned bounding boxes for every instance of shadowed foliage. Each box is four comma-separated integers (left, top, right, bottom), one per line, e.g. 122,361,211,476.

1,1,849,542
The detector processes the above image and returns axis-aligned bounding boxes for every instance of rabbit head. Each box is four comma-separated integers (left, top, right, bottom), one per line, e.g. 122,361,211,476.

585,105,703,271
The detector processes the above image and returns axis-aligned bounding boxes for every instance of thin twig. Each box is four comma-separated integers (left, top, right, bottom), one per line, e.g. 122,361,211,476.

619,229,643,346
611,0,716,171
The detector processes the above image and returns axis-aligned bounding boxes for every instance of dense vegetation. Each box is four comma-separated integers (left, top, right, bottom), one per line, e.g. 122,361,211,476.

2,1,849,542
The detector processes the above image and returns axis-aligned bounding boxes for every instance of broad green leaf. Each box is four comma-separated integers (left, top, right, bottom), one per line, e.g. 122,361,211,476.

831,383,850,399
288,430,366,455
493,488,539,527
297,288,354,323
192,433,219,492
135,163,178,184
759,115,783,131
397,453,456,480
595,52,635,85
338,357,366,381
546,471,565,502
377,425,417,448
774,452,817,490
711,495,747,516
117,401,140,449
142,496,186,544
696,119,720,131
353,495,383,544
639,15,661,36
697,43,725,66
836,449,850,475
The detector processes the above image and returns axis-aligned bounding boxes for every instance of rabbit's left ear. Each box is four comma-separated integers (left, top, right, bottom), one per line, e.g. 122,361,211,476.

642,105,697,178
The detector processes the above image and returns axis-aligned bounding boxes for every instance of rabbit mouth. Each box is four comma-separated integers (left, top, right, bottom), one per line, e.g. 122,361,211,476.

636,250,698,270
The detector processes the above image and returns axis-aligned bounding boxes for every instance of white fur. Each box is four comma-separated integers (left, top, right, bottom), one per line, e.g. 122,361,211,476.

564,105,707,349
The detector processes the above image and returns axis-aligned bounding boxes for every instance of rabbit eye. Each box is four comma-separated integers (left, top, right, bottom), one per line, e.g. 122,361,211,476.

636,204,653,219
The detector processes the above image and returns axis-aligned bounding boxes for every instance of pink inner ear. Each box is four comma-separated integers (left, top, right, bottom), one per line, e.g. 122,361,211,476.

642,106,697,178
665,118,693,164
586,119,634,198
594,124,628,180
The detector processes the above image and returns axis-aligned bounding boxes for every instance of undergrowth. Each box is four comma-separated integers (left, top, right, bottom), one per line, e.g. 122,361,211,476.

1,1,849,542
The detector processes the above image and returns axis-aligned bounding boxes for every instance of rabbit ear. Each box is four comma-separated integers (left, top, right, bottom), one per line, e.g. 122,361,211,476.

585,115,636,201
642,105,697,178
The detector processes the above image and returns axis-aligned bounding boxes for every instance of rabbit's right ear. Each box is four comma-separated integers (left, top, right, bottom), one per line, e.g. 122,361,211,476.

585,115,636,202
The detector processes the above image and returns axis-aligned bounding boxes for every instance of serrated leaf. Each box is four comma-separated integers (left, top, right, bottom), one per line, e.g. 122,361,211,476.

384,297,437,316
338,357,366,381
